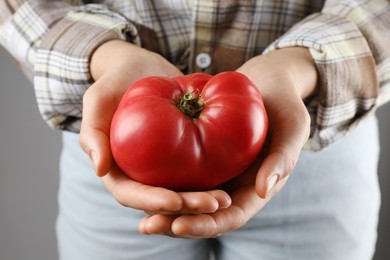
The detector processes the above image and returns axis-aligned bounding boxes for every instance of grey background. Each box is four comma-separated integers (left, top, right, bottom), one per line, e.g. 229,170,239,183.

0,46,389,260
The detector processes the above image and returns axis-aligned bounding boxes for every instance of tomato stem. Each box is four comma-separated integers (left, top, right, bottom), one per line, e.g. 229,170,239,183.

177,90,205,119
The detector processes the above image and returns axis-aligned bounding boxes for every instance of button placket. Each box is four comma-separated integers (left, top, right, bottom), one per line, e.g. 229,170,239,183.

190,0,218,73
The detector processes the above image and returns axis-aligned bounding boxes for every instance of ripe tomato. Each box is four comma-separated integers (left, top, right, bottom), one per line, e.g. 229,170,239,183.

110,72,268,191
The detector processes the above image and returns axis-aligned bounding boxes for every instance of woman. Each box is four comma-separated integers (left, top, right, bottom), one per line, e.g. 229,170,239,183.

1,0,389,259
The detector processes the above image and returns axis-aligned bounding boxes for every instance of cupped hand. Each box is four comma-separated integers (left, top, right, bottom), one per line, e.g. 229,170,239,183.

238,47,317,198
138,149,287,238
79,40,231,215
138,47,317,238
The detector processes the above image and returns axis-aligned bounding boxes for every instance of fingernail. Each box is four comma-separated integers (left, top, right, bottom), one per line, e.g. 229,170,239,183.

266,175,279,197
89,150,98,171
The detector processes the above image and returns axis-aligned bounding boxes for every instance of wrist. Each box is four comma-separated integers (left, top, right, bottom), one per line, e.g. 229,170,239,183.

90,39,142,81
90,39,181,83
90,40,124,81
237,47,318,99
262,47,318,99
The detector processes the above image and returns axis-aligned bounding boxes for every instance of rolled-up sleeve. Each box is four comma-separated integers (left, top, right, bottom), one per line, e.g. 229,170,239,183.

265,0,390,151
0,1,140,131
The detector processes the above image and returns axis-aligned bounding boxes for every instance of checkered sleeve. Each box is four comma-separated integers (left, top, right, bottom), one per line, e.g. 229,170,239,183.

0,1,140,132
265,0,390,151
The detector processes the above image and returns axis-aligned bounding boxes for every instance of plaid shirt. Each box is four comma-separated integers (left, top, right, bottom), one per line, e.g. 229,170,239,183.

0,0,389,150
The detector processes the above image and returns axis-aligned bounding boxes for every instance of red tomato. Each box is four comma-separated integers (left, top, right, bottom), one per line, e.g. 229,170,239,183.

110,72,268,191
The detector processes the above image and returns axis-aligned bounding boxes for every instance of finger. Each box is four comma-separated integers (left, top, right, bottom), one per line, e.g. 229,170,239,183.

206,190,232,209
145,192,219,215
101,166,183,212
139,214,202,239
171,186,267,238
144,190,232,215
176,190,231,214
138,214,176,235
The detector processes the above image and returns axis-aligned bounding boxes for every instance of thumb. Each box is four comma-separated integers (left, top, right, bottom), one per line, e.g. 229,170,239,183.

255,110,310,199
79,125,112,177
79,78,121,177
255,147,297,199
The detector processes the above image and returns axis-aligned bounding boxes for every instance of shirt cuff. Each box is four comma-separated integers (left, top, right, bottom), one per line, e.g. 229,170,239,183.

34,4,140,132
264,12,378,151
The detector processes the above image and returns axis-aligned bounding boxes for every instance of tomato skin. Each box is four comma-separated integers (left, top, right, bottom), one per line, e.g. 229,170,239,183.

110,72,268,191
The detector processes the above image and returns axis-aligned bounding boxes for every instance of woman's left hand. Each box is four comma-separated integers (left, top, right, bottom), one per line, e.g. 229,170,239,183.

138,47,318,238
138,150,287,238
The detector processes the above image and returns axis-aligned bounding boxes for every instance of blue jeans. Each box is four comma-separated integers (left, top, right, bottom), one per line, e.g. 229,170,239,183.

57,115,380,260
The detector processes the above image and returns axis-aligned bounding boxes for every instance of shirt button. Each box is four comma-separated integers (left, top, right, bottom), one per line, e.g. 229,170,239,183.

195,53,212,69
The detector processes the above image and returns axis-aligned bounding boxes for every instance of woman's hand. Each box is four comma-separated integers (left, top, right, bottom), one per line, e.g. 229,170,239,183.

138,149,288,238
80,40,183,178
238,47,317,198
79,40,232,215
138,47,317,238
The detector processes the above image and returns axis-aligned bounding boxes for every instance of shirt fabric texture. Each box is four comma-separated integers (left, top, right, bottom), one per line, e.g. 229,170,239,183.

0,0,389,151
